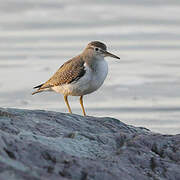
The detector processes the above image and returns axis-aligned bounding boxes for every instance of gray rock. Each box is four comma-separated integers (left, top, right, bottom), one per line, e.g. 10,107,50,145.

0,107,180,180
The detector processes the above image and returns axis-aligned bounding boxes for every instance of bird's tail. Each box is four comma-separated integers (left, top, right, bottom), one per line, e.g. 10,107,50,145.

32,83,44,95
32,90,41,95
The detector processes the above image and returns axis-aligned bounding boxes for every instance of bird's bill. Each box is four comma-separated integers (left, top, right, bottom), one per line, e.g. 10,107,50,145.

104,51,120,59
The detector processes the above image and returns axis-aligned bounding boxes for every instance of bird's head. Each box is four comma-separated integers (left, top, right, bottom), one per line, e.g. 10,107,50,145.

84,41,120,60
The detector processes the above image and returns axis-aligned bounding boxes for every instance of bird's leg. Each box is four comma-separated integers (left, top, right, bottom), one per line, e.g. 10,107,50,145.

64,95,72,114
80,96,86,116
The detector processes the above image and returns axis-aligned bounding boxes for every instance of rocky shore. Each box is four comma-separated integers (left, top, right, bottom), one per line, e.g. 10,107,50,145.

0,108,180,180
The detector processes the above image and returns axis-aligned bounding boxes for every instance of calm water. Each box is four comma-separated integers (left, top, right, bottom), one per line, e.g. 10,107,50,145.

0,0,180,134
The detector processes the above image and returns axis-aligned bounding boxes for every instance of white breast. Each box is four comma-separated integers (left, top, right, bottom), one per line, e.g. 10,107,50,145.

89,58,108,93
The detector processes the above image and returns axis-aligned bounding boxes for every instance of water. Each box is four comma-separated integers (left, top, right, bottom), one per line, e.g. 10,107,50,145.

0,0,180,134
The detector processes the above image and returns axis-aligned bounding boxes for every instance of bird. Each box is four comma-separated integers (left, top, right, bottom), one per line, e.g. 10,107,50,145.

32,41,120,116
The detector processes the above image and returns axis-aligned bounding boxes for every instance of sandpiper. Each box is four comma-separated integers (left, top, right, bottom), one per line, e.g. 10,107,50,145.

32,41,120,116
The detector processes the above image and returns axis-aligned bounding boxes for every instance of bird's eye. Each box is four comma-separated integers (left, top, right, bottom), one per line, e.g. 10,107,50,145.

95,48,99,51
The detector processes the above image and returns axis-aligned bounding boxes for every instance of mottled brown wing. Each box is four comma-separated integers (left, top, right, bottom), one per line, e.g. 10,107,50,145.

40,55,85,89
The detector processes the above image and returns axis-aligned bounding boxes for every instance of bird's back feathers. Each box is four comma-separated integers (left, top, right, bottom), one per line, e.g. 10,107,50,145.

32,55,86,95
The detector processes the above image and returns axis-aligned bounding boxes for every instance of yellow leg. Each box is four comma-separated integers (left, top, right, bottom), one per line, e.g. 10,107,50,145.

64,95,72,114
80,96,86,116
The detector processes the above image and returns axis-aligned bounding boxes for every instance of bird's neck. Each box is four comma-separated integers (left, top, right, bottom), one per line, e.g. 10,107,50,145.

81,51,105,70
85,57,106,72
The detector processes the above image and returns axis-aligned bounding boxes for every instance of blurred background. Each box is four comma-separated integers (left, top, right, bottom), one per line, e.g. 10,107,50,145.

0,0,180,134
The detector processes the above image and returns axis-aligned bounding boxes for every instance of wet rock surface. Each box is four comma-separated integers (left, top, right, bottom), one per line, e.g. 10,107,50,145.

0,108,180,180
